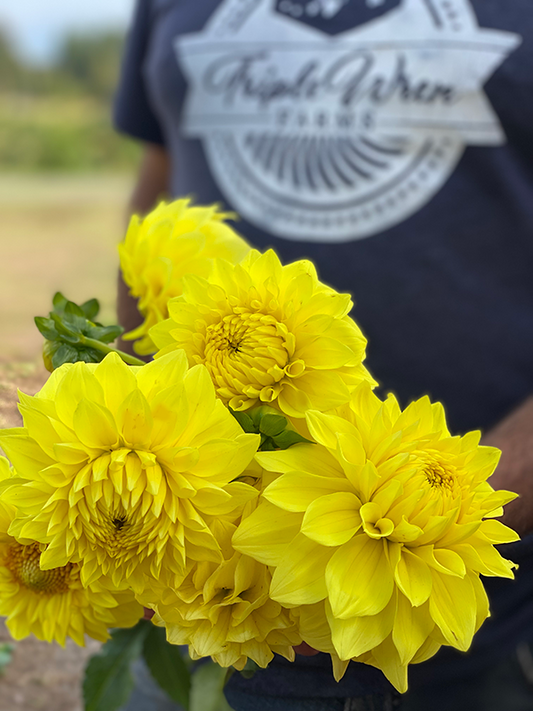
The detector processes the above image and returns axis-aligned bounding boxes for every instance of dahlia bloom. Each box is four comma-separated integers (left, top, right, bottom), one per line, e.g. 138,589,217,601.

0,457,142,645
119,199,250,354
141,518,300,670
233,383,519,691
151,249,375,417
0,352,259,594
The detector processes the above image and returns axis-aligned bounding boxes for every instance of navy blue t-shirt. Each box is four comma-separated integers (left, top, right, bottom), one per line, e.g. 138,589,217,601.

114,0,533,699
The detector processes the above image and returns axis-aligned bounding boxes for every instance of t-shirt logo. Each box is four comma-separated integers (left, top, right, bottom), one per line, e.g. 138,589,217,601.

176,0,521,243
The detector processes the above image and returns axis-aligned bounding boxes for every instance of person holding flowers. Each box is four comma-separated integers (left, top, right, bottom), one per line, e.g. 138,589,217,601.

110,1,533,709
2,251,523,710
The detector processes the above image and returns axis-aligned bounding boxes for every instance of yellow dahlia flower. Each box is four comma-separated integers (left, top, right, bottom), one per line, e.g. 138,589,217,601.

0,352,259,594
141,517,300,670
0,457,142,645
119,199,250,355
151,249,375,417
292,599,442,689
233,383,519,691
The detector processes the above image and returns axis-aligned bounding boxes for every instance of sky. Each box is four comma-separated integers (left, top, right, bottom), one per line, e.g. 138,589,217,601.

0,0,135,64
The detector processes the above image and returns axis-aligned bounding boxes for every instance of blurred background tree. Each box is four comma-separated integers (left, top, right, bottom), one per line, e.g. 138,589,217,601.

57,33,125,100
0,26,139,171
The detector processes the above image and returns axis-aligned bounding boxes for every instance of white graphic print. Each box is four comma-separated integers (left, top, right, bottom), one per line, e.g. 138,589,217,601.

176,0,521,242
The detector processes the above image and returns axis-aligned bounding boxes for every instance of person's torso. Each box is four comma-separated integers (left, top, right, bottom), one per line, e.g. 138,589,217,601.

135,0,533,694
141,0,533,435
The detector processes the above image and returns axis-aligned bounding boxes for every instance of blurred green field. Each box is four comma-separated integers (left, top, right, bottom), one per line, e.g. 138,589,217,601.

0,172,134,362
0,93,140,172
0,30,140,172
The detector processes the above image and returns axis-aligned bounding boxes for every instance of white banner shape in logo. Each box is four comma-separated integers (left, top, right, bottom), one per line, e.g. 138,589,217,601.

176,0,521,242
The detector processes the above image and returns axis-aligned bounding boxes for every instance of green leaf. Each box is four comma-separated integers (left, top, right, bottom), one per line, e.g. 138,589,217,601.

259,414,287,438
259,438,276,451
142,625,191,710
190,662,234,711
65,313,91,333
35,293,137,370
51,343,80,369
88,325,124,344
65,301,85,318
228,408,257,434
76,349,102,364
83,621,150,711
81,298,100,320
272,430,314,449
238,659,260,680
0,643,15,677
34,317,58,341
50,312,79,340
52,292,69,312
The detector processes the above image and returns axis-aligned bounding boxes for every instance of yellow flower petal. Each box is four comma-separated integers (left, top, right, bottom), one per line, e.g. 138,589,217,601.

94,352,137,414
301,492,362,547
263,472,353,513
72,400,118,450
326,536,394,618
256,445,340,478
232,501,302,566
327,594,396,659
429,571,477,651
392,594,434,665
478,519,520,544
371,636,409,693
270,534,333,606
394,548,432,607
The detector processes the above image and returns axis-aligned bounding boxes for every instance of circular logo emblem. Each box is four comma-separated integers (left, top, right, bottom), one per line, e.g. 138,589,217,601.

176,0,520,242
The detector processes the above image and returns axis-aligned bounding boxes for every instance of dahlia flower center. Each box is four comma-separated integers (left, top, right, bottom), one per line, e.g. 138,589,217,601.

93,503,148,557
424,460,455,490
203,311,299,405
73,450,169,564
6,542,73,595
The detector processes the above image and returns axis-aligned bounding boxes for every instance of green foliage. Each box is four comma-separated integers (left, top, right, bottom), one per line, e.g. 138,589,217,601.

0,29,124,99
0,32,22,91
0,29,141,172
230,406,314,451
35,291,131,370
238,659,260,679
83,623,150,711
142,625,191,709
57,33,125,100
84,624,235,711
0,642,15,677
190,663,234,711
0,97,140,172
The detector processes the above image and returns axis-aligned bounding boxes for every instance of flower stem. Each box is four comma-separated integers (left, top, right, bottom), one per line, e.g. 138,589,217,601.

80,336,146,366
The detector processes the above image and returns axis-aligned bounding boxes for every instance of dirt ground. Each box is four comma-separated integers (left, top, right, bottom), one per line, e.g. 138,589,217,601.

0,173,131,362
0,173,133,711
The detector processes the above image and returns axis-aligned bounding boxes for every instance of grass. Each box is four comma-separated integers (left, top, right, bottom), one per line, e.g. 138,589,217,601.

0,172,134,362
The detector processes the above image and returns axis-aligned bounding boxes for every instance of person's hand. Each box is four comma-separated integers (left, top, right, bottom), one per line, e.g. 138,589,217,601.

482,395,533,536
293,642,319,656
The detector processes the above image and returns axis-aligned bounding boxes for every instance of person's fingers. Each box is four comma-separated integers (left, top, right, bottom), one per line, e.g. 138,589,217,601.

293,642,319,656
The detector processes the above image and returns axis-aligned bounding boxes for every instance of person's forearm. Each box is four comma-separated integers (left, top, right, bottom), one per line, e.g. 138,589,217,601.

117,144,171,354
482,395,533,536
128,143,171,216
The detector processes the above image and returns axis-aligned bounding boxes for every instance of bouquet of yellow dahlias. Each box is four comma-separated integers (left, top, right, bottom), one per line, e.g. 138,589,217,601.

0,198,519,710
